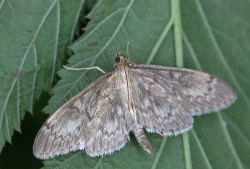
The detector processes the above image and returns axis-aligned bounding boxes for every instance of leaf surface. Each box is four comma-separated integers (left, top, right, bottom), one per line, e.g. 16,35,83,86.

43,0,250,168
1,0,248,168
0,0,60,152
0,0,85,155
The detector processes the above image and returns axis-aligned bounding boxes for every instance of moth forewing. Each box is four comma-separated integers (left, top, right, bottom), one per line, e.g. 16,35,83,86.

130,64,236,115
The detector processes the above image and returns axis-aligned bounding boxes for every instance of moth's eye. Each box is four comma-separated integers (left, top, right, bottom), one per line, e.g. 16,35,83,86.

115,56,120,63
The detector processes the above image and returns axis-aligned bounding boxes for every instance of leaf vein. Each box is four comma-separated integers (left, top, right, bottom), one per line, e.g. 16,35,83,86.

59,0,135,109
94,157,104,169
4,110,11,142
146,18,173,64
151,137,167,169
69,0,85,43
182,32,202,70
191,130,213,169
0,0,58,145
76,6,128,46
195,0,250,108
0,0,5,10
16,77,21,132
222,113,250,150
29,45,38,113
217,113,244,169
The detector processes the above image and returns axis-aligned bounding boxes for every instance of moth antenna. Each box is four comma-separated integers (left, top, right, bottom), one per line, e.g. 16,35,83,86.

125,42,137,65
63,65,106,74
126,41,130,61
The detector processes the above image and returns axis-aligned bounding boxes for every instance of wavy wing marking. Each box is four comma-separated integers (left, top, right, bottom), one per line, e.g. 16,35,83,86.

129,64,236,135
33,72,133,159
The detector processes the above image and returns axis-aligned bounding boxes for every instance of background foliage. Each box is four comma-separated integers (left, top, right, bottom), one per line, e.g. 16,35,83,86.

0,0,249,168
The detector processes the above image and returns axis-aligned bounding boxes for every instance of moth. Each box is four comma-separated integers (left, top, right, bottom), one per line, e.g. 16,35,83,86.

33,52,237,159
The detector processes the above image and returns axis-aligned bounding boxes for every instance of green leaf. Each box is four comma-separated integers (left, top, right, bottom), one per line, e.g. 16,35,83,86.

0,0,60,152
42,0,250,169
182,1,250,168
0,0,84,154
1,0,249,168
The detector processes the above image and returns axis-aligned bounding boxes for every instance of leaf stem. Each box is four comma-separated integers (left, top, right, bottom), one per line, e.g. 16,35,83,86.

182,134,192,169
171,0,192,169
171,0,183,68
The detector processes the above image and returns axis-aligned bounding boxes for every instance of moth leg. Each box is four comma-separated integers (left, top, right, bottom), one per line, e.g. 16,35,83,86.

132,124,152,154
63,65,105,74
159,132,165,137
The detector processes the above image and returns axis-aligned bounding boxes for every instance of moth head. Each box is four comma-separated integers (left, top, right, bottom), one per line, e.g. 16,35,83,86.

115,52,128,66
